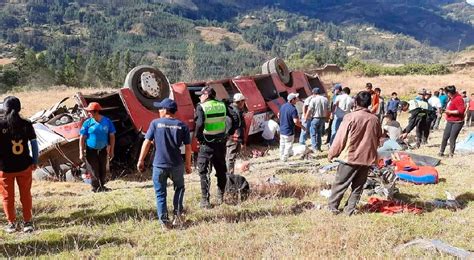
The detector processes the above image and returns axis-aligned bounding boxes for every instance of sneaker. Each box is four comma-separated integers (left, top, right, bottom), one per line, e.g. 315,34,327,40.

200,198,212,209
100,186,112,192
5,222,16,233
23,222,34,233
437,152,445,157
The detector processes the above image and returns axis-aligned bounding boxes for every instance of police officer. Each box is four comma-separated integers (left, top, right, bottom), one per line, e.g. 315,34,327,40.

226,93,246,175
195,86,237,208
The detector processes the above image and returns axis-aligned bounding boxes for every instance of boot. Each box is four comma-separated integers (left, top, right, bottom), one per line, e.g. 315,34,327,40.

200,197,211,209
216,190,224,205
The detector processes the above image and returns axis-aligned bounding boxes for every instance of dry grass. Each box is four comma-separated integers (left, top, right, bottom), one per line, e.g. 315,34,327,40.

322,68,474,96
0,86,114,117
0,75,473,258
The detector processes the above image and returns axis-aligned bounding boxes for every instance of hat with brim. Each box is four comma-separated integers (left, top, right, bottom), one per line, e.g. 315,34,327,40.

84,102,102,111
153,98,178,112
196,86,216,97
233,93,246,102
287,93,299,101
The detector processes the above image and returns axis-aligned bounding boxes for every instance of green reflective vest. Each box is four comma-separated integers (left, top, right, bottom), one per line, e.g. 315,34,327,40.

201,100,227,135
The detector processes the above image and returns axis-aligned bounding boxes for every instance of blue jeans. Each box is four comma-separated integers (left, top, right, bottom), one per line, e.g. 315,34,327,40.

330,116,343,145
310,118,325,150
299,119,312,144
152,165,185,224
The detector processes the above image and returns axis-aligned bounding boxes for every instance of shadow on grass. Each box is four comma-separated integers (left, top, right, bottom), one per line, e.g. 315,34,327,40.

393,191,474,212
0,234,133,257
35,207,157,229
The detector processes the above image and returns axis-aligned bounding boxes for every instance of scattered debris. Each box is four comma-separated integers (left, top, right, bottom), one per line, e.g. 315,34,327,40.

319,189,332,198
362,197,423,215
266,175,285,185
319,162,339,173
394,239,474,258
429,191,463,211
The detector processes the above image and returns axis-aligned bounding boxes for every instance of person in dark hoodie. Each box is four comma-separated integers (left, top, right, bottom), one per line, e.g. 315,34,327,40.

399,97,430,148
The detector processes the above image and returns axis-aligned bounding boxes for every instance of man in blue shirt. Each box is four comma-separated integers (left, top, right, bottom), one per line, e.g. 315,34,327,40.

137,98,192,230
386,92,400,120
279,93,304,162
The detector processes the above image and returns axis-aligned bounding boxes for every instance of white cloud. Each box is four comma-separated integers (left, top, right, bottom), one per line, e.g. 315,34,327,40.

467,0,474,5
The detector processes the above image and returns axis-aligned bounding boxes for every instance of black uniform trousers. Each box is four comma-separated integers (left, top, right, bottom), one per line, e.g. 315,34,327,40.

85,147,108,191
197,141,227,201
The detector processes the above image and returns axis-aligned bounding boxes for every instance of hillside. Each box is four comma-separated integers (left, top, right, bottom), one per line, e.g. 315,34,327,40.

0,0,473,91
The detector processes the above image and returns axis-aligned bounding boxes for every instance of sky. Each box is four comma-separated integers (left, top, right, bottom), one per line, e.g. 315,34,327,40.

467,0,474,5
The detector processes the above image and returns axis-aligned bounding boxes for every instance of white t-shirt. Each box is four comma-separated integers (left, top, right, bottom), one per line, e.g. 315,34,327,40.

383,121,402,140
428,96,441,109
334,93,354,118
295,101,304,119
262,119,280,140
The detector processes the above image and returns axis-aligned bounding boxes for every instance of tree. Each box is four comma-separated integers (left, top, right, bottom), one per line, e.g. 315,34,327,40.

63,54,79,86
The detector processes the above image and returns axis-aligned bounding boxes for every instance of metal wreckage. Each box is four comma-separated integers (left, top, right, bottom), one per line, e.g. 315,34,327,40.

2,58,327,181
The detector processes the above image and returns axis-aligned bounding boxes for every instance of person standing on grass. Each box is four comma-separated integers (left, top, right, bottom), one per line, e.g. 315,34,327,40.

0,96,38,233
326,84,342,145
299,95,314,145
194,86,237,209
79,102,116,193
439,88,449,110
226,93,246,175
330,86,352,145
366,83,380,115
137,98,192,230
429,91,443,130
279,93,305,162
466,93,474,127
374,88,385,122
305,88,329,152
439,85,466,157
386,92,400,121
328,91,382,216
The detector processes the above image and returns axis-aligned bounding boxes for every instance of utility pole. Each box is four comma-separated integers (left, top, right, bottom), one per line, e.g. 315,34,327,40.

457,38,462,52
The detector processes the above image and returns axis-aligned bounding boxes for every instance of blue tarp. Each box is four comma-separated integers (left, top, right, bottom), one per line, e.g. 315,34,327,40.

456,132,474,154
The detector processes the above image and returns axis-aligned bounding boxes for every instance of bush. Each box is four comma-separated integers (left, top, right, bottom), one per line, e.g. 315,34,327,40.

345,59,450,77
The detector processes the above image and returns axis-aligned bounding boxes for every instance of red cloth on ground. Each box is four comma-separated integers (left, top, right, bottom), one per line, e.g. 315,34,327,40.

362,197,423,215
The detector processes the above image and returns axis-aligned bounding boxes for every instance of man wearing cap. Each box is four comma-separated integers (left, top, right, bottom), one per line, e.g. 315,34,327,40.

79,102,116,192
305,88,329,152
137,98,192,229
226,93,247,175
194,86,237,208
279,93,304,162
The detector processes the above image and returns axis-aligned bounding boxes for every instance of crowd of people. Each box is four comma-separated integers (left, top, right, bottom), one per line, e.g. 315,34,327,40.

0,83,471,231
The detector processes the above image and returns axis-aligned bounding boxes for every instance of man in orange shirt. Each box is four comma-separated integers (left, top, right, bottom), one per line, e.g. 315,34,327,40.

366,83,379,114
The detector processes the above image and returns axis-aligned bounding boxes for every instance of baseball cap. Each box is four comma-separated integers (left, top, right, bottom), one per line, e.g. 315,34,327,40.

196,86,216,97
333,84,342,91
84,102,102,111
312,88,321,94
233,93,246,102
287,93,299,101
153,98,178,112
418,88,427,95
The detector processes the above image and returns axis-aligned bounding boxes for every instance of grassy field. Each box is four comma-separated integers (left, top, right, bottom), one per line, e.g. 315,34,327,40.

0,76,473,258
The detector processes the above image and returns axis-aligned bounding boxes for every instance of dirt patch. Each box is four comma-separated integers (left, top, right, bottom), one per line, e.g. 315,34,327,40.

0,58,15,65
196,26,256,51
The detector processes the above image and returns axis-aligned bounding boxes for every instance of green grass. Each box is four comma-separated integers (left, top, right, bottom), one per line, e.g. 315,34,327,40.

0,128,473,258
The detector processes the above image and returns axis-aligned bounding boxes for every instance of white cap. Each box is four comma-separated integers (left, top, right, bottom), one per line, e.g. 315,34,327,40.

287,93,299,101
233,93,246,102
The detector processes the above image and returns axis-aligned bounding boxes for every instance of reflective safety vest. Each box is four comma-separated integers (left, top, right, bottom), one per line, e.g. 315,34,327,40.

201,100,227,135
